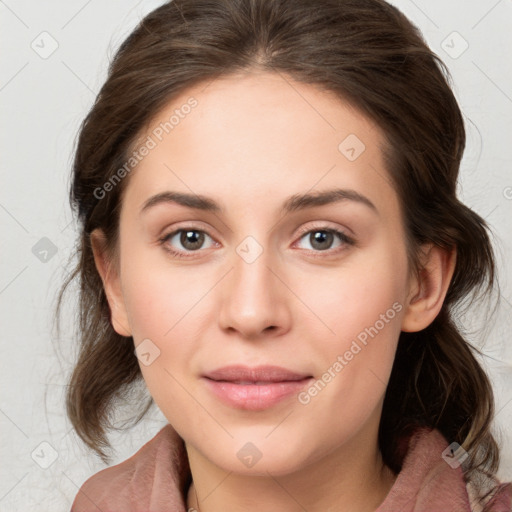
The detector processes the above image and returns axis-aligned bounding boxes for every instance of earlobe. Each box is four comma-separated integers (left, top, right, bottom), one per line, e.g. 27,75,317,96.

90,229,132,337
401,244,457,333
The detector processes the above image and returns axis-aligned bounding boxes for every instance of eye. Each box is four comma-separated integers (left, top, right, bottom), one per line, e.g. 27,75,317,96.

160,228,216,258
159,225,355,259
295,227,354,253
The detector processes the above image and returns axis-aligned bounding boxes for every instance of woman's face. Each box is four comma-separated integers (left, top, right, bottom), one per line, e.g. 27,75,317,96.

103,71,416,475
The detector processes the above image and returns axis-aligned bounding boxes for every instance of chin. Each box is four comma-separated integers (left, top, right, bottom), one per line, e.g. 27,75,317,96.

198,432,320,477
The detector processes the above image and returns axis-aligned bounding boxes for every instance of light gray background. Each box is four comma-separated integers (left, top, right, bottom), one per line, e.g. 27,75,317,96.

1,0,511,510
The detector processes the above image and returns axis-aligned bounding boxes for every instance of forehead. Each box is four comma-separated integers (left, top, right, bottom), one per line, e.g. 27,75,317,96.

123,71,397,219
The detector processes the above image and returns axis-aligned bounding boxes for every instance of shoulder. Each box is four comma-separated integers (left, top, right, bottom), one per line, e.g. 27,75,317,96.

70,424,190,512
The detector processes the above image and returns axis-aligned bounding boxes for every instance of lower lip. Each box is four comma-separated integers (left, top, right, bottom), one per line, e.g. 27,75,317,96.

202,377,313,410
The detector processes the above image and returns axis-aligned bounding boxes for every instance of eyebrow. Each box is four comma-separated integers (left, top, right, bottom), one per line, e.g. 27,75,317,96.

140,188,378,216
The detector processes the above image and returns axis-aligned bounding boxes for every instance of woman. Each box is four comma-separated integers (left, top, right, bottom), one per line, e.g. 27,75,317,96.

60,0,512,510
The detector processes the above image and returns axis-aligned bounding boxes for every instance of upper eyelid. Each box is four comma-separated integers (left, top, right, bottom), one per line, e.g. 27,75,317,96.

161,223,352,249
295,222,351,237
162,221,348,238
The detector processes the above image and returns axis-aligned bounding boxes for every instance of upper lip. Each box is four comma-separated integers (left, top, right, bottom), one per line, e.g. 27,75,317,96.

203,365,312,383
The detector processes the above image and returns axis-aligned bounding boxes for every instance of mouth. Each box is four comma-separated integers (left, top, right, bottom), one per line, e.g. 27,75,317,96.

201,365,313,410
203,364,312,382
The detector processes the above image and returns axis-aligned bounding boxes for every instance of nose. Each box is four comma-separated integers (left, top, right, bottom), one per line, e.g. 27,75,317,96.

217,241,292,340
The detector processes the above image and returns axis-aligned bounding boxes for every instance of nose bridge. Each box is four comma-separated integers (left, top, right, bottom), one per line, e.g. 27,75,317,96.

218,234,289,337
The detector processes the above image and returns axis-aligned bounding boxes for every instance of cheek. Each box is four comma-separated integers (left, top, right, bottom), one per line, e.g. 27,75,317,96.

294,241,407,345
120,263,203,422
292,241,406,410
118,243,217,391
312,275,403,409
120,243,210,341
301,280,402,394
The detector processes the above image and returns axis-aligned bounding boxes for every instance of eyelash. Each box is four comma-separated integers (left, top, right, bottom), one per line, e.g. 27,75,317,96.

158,224,355,259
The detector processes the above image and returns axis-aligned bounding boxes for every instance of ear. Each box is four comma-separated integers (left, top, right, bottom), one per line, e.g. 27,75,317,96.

401,244,456,332
90,229,132,337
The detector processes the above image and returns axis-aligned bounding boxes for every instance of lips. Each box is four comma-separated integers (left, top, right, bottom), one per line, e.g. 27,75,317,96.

203,364,311,383
202,365,313,410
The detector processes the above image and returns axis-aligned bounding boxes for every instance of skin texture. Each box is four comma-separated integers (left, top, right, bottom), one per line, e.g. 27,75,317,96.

91,70,456,512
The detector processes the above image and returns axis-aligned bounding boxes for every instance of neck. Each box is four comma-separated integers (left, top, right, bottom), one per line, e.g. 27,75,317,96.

185,423,396,512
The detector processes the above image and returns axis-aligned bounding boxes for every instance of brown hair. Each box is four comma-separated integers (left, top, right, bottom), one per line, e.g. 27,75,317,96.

57,0,507,507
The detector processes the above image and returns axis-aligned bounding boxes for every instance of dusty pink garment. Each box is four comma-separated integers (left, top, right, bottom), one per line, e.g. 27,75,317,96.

71,424,511,512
